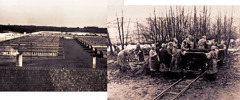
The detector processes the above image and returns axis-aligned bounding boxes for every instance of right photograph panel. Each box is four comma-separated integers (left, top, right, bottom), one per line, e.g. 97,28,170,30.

107,5,240,100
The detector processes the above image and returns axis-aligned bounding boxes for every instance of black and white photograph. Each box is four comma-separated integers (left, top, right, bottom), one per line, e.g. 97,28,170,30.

107,5,240,100
0,0,107,91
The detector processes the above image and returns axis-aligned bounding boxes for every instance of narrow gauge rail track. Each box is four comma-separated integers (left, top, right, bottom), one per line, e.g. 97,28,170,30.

153,71,207,100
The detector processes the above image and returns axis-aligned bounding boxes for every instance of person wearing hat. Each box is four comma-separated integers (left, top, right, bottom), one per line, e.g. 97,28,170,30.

135,43,144,62
117,49,129,72
149,44,159,77
198,35,208,50
206,45,219,74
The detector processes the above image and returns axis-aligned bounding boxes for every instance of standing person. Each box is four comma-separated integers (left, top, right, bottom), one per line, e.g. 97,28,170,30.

198,35,208,50
159,43,168,72
149,44,158,77
159,43,167,64
115,45,120,54
181,35,194,51
135,43,144,62
230,39,235,48
170,44,181,70
218,40,227,50
218,40,227,63
206,39,217,51
206,46,219,74
173,38,179,48
117,50,129,72
166,42,174,68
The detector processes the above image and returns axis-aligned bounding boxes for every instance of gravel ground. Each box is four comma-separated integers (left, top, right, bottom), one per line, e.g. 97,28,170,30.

107,51,240,100
0,67,107,91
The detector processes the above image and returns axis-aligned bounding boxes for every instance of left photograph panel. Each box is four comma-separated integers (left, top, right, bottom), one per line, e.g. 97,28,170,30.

0,0,107,91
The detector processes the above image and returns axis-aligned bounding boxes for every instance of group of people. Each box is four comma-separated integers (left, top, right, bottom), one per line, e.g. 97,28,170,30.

117,34,228,77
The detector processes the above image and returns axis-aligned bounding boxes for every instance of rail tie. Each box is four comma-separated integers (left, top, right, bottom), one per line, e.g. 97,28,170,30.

153,71,206,100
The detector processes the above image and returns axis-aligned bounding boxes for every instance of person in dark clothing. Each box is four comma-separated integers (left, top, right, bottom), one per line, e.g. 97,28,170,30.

166,42,174,68
159,43,168,72
159,43,167,64
135,44,144,62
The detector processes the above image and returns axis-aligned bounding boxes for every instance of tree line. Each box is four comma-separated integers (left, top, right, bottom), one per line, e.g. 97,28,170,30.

0,25,107,33
108,6,239,54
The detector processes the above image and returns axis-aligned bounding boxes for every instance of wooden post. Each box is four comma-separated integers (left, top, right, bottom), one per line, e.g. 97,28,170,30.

16,53,23,67
93,56,97,69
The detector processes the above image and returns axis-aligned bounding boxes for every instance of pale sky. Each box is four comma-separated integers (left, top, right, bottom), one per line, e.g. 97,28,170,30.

107,5,240,44
108,5,240,21
0,0,107,27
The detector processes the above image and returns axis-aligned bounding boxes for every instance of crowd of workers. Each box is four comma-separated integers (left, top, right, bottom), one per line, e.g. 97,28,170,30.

116,35,238,77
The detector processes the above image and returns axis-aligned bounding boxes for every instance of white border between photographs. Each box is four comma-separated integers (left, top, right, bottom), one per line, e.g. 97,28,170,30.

124,0,240,5
1,92,107,100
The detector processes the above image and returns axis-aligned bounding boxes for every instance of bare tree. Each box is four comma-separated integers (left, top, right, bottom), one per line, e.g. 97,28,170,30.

136,5,237,50
107,31,113,55
125,18,131,46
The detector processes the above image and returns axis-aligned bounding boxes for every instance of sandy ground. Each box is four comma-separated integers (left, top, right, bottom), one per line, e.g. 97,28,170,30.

108,51,240,100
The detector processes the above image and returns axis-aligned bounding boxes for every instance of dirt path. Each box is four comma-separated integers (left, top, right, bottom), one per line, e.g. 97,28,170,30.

108,51,240,100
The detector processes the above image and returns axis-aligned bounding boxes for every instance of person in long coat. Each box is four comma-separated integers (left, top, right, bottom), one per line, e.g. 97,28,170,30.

206,46,219,74
166,42,174,67
159,43,167,64
149,44,159,77
170,44,181,70
117,50,129,72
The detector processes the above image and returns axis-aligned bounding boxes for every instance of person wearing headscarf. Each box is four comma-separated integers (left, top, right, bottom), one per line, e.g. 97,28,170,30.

159,43,167,64
218,40,226,50
173,38,179,48
181,35,194,51
198,35,208,49
159,43,168,71
230,39,235,48
149,44,159,77
135,43,144,62
206,46,219,74
117,49,129,72
206,39,217,51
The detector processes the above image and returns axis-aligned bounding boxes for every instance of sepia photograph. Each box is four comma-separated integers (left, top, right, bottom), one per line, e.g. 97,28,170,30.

107,5,240,99
0,0,107,91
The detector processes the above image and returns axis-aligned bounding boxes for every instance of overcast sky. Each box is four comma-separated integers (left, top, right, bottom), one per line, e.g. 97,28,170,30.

0,0,107,27
107,5,240,44
108,5,240,21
